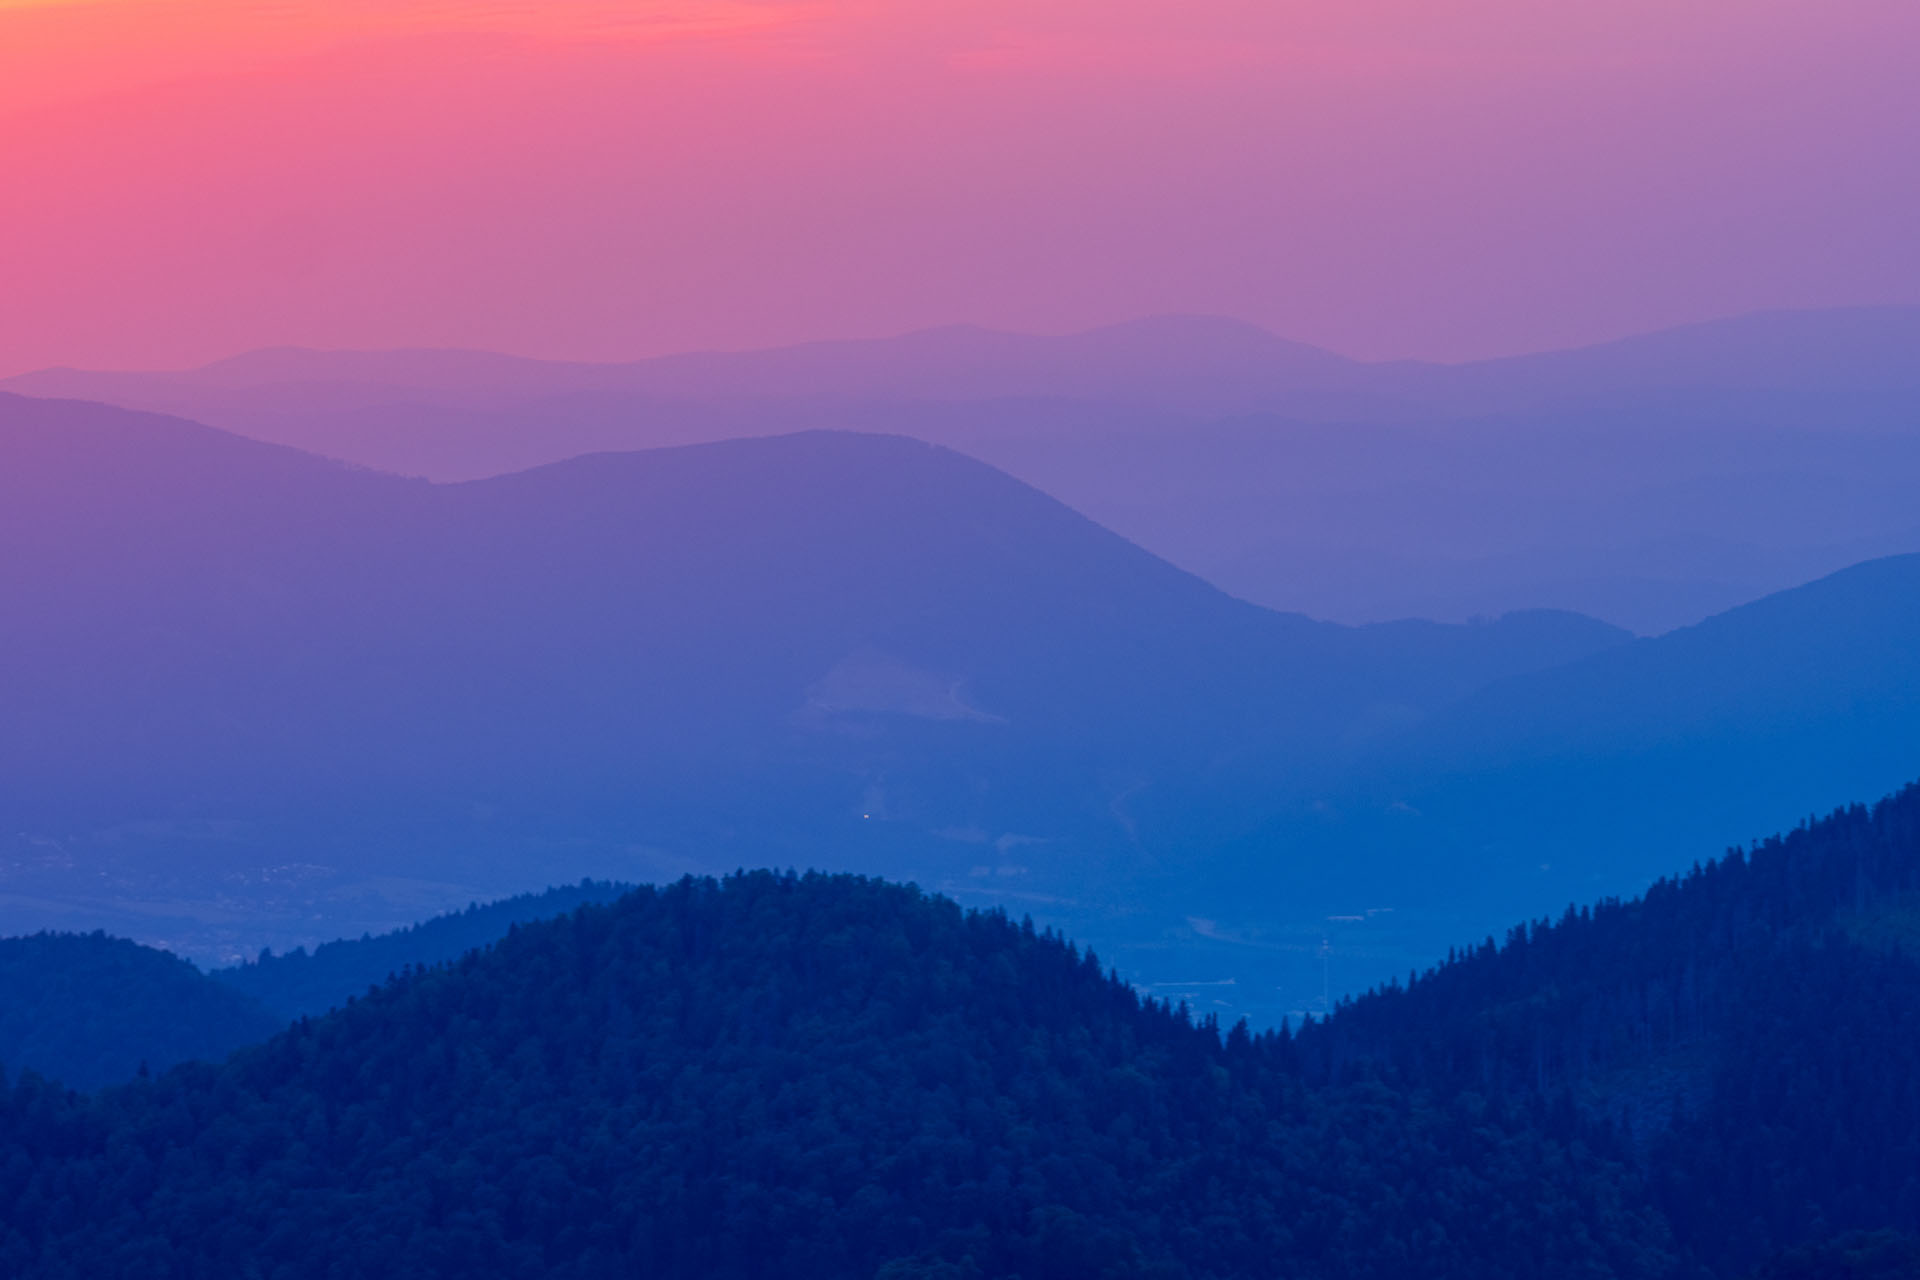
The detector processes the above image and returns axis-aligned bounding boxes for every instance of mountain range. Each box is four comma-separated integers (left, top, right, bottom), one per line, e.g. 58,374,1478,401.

6,388,1920,1015
0,392,1630,974
10,306,1920,633
13,306,1919,424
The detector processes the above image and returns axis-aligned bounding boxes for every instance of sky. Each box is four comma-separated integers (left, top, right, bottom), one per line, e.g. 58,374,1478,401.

2,0,1917,375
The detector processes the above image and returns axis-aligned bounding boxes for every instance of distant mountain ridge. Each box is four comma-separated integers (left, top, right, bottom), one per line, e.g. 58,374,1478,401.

1437,304,1920,404
1166,551,1920,980
9,305,1916,634
4,390,1917,1012
1369,551,1920,901
0,393,1630,978
15,306,1918,415
4,314,1356,410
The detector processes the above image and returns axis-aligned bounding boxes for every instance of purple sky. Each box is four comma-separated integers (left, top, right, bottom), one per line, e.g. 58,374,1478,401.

2,0,1916,374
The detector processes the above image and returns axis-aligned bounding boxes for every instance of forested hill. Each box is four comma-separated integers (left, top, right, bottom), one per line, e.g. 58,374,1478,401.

0,934,278,1091
1300,781,1920,1276
9,788,1920,1275
213,880,634,1020
0,872,1672,1280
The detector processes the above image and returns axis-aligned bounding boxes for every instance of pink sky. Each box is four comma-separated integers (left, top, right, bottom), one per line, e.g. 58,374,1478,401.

2,0,1916,375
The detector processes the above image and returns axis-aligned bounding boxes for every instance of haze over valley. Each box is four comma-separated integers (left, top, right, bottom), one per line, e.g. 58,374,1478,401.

6,314,1920,1023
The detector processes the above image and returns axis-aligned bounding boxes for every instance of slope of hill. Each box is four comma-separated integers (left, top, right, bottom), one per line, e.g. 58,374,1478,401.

0,934,278,1090
0,392,1630,969
0,872,1673,1279
215,881,635,1020
0,394,1622,791
1365,552,1920,905
0,884,637,1092
1300,782,1920,1276
1128,550,1920,1016
958,410,1920,634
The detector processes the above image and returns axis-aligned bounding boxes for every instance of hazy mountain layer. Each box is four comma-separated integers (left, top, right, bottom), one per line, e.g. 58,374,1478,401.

1156,552,1920,1011
7,390,1920,1015
0,393,1629,981
11,306,1919,632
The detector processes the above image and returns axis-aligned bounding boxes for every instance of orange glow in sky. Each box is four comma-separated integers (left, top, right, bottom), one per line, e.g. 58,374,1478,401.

2,0,1916,373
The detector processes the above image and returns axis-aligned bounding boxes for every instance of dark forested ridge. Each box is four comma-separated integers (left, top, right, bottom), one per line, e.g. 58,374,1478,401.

1301,782,1920,1276
0,934,278,1091
7,790,1920,1275
0,872,1671,1280
214,880,634,1020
